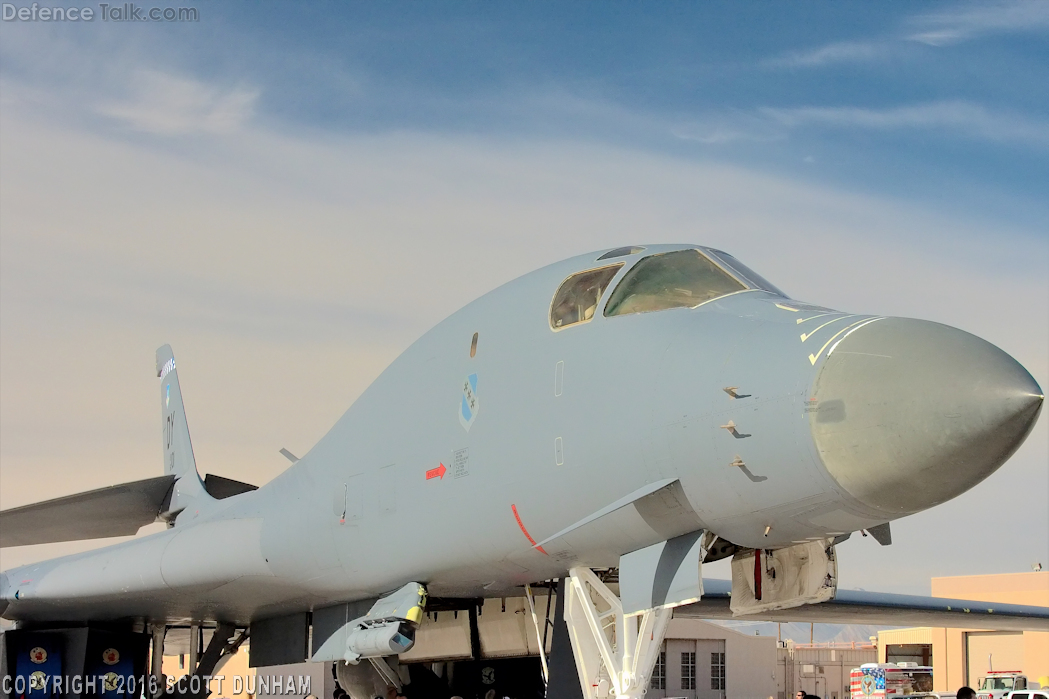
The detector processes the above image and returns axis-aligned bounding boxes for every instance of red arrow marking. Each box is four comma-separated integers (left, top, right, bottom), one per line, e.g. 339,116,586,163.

426,463,447,480
511,504,548,555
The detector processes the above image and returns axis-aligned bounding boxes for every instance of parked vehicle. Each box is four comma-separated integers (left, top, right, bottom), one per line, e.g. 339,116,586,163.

851,663,936,698
978,671,1030,699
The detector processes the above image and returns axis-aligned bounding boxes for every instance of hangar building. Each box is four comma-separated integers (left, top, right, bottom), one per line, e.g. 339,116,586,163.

877,571,1049,692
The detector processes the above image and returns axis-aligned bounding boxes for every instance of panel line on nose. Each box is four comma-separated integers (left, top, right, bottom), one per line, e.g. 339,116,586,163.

796,312,841,325
800,314,857,342
809,317,885,366
826,317,888,359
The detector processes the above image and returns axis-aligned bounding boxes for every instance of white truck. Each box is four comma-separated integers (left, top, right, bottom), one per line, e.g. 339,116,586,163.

977,670,1030,699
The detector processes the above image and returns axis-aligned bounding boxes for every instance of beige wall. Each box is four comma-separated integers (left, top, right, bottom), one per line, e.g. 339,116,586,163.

965,632,1024,686
877,572,1049,693
932,573,1049,607
780,645,878,699
647,618,777,699
160,650,254,698
664,637,726,699
936,572,1049,690
1025,631,1049,689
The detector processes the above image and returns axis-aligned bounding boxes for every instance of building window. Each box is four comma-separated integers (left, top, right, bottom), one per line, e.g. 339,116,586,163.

681,652,696,690
711,651,725,690
650,651,666,690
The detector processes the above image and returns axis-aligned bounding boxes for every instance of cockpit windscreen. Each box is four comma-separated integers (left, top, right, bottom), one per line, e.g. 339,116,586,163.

604,249,746,317
704,249,786,297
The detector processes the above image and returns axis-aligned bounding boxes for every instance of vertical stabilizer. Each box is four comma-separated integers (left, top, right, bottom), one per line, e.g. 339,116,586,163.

156,345,210,520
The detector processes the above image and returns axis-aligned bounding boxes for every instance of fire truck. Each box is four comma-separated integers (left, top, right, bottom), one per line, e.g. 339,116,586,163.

851,663,937,699
977,671,1030,699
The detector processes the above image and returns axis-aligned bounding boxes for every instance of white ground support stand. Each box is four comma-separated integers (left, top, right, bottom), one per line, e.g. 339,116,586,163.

564,567,672,699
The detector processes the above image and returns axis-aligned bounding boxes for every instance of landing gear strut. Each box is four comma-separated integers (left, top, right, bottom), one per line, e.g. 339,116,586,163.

153,623,248,698
563,567,671,699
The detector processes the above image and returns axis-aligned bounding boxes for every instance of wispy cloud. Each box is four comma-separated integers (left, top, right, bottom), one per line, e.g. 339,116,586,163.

768,0,1049,69
767,40,886,68
907,0,1049,46
671,110,783,145
97,70,259,135
759,101,1049,147
673,101,1049,149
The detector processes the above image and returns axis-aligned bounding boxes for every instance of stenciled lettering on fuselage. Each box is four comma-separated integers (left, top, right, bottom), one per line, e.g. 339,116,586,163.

459,373,479,431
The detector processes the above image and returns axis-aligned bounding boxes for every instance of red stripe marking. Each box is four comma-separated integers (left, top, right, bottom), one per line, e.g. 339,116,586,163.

511,504,548,555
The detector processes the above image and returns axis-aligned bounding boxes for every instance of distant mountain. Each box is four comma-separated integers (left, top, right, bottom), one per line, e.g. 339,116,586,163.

707,620,904,644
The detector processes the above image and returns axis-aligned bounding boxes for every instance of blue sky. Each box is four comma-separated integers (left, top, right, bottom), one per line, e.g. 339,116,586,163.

0,2,1046,591
255,0,1049,229
3,0,1049,230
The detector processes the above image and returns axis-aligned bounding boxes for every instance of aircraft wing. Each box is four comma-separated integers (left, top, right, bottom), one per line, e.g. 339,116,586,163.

0,475,175,547
675,579,1049,631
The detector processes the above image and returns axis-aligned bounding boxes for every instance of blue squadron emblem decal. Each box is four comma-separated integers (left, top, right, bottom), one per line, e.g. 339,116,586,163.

459,373,479,432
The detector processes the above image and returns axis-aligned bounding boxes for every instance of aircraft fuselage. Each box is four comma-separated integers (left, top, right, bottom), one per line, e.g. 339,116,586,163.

2,244,1041,625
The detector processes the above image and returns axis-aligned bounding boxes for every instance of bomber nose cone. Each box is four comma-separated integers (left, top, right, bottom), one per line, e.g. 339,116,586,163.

810,318,1043,515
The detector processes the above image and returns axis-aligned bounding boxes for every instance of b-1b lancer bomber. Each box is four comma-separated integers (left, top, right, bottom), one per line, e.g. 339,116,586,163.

1,245,1045,698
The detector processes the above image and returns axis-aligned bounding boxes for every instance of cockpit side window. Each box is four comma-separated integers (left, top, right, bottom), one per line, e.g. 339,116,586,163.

550,264,624,330
604,249,746,317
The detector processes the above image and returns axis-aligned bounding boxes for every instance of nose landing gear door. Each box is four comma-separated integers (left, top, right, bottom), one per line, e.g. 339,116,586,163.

729,538,837,616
